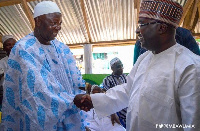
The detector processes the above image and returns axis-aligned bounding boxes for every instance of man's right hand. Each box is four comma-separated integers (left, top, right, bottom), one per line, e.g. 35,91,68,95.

74,94,93,112
80,94,93,111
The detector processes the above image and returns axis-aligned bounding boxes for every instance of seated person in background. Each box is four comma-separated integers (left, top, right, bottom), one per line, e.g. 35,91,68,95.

134,27,200,64
0,35,16,110
84,85,125,131
103,57,127,128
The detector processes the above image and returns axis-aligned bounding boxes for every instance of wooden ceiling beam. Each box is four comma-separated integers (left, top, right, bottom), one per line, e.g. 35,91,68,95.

189,0,198,28
69,43,135,49
193,33,200,38
0,0,35,31
67,39,136,47
0,0,37,7
0,35,2,43
80,0,92,43
133,0,138,9
179,0,195,26
20,0,35,30
191,9,199,32
183,1,196,30
198,3,200,24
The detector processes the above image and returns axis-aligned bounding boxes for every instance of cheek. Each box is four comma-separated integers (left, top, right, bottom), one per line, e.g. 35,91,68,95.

5,47,10,50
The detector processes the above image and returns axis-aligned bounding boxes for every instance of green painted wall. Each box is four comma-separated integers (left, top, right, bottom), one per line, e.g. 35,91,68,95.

82,73,128,85
82,74,110,85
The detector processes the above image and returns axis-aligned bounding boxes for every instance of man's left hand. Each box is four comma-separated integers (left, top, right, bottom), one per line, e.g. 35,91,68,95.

111,113,121,126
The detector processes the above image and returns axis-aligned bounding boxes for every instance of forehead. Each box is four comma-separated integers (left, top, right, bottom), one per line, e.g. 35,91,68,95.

4,38,16,45
43,12,62,21
112,61,123,67
114,61,122,65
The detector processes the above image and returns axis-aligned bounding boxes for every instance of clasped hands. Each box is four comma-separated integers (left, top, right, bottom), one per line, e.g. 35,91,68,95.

73,94,93,112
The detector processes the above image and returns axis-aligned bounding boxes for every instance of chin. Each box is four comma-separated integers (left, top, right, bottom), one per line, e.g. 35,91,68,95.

48,37,56,41
141,42,145,47
141,43,148,50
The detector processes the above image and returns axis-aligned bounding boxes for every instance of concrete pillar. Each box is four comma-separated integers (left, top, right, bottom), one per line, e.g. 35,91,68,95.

83,44,92,74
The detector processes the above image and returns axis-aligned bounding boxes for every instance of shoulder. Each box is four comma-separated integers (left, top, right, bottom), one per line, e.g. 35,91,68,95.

0,56,8,62
53,39,72,55
103,74,114,81
0,56,8,68
122,74,127,77
174,44,200,71
11,33,36,54
17,33,35,46
175,44,200,63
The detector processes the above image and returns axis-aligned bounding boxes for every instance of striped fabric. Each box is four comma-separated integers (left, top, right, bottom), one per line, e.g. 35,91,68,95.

103,74,127,128
103,74,127,91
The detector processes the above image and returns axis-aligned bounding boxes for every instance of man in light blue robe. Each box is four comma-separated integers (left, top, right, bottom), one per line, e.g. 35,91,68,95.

1,1,87,131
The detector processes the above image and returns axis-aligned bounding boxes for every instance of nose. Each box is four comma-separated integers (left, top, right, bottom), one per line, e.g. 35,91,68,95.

135,26,140,34
55,24,61,31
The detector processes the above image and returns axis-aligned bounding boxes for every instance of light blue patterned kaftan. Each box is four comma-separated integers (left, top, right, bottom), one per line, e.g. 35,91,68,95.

1,33,87,131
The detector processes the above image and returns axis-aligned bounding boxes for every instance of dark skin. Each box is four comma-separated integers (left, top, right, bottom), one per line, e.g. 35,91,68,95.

73,94,93,111
111,61,123,76
136,17,176,54
34,12,62,45
1,38,16,79
3,38,16,56
75,18,177,120
34,13,88,109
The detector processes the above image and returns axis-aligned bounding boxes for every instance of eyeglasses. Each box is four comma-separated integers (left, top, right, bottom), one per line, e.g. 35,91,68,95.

137,21,161,29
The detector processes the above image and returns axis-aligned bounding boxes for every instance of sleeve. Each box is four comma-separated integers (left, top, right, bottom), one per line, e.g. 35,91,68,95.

178,64,200,130
2,44,81,130
91,67,136,118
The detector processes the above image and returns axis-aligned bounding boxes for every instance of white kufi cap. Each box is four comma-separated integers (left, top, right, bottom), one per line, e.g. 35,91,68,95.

110,57,121,67
34,1,61,18
2,35,15,44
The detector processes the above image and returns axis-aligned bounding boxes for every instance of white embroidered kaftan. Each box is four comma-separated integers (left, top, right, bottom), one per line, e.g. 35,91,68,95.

91,44,200,131
1,33,87,131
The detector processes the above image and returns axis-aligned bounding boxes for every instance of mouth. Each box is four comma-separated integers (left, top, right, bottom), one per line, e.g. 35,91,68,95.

138,34,143,42
53,32,58,37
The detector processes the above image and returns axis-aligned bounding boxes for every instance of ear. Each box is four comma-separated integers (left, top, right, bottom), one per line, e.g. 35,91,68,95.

158,24,168,34
34,17,41,27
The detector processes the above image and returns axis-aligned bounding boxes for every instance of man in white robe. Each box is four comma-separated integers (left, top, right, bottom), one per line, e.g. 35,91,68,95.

75,0,200,131
1,1,87,131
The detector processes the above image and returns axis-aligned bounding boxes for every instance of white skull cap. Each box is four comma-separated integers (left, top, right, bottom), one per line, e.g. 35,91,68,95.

110,57,121,67
34,1,61,18
2,35,15,44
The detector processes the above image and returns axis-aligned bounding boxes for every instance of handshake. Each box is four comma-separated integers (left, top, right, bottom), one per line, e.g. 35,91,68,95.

73,94,94,112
